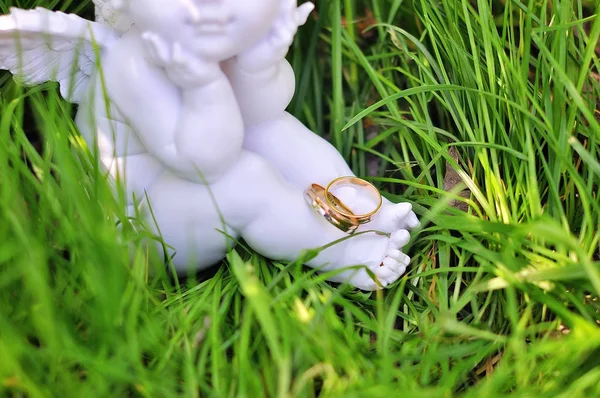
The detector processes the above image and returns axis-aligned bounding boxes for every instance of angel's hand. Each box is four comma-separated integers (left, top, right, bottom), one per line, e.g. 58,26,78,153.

142,32,222,88
236,1,314,73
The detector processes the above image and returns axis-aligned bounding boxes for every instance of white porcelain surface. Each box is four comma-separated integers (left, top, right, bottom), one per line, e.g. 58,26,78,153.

0,1,419,290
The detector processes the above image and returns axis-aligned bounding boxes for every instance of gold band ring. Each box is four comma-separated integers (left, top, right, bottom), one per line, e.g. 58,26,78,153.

325,177,382,224
304,177,383,234
304,183,359,234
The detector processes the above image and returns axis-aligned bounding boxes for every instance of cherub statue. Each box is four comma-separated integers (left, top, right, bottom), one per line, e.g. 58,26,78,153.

0,0,419,290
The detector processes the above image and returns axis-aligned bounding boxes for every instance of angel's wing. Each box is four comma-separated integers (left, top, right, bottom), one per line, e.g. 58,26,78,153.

0,7,119,103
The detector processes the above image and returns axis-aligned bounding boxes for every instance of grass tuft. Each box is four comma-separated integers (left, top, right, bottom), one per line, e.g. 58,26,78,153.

1,0,600,396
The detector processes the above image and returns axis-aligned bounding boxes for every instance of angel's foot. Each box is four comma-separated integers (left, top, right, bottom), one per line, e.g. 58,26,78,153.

373,229,412,288
347,229,412,290
372,202,420,232
313,228,412,291
328,183,419,233
301,182,416,290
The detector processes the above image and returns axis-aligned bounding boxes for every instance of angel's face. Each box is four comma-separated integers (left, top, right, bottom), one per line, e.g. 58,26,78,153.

129,0,280,61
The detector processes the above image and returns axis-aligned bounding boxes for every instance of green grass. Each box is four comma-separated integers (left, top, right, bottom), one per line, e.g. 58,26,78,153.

2,0,600,396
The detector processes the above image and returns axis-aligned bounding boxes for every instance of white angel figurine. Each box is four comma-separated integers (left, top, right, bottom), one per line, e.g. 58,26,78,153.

0,0,419,290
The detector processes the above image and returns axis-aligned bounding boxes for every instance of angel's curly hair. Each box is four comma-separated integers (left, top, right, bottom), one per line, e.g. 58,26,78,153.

93,0,132,33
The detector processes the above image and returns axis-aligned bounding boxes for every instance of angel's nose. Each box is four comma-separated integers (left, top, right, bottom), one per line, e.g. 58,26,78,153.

184,0,230,24
182,0,202,23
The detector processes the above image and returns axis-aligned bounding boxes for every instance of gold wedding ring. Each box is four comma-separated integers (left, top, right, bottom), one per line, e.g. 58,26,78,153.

304,176,383,234
304,183,360,234
325,177,382,223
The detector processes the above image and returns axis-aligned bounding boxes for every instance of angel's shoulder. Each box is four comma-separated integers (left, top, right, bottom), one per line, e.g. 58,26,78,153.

97,33,177,119
102,34,150,80
101,33,170,98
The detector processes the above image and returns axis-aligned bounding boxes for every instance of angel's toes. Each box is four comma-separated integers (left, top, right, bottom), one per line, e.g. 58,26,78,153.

390,229,411,249
376,256,408,287
371,232,412,287
387,247,411,266
390,203,413,223
374,203,413,232
398,210,420,230
345,230,412,291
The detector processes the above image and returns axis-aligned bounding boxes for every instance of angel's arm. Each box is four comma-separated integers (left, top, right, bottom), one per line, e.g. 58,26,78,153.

224,1,314,127
99,35,244,184
223,57,296,127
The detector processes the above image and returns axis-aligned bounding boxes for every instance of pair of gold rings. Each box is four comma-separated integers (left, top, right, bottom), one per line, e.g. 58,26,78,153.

304,176,383,234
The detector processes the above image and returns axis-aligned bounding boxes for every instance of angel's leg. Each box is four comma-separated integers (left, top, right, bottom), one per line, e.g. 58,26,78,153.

76,102,167,216
143,150,410,289
225,50,415,232
243,112,420,232
139,173,241,273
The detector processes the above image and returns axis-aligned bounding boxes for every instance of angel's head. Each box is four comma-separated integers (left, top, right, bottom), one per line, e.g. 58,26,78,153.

120,0,281,61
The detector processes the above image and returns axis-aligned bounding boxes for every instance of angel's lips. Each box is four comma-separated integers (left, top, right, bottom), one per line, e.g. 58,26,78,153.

194,25,226,34
192,16,234,35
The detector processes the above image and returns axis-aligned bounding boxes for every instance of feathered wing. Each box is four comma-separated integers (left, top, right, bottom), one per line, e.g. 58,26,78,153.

0,7,119,103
